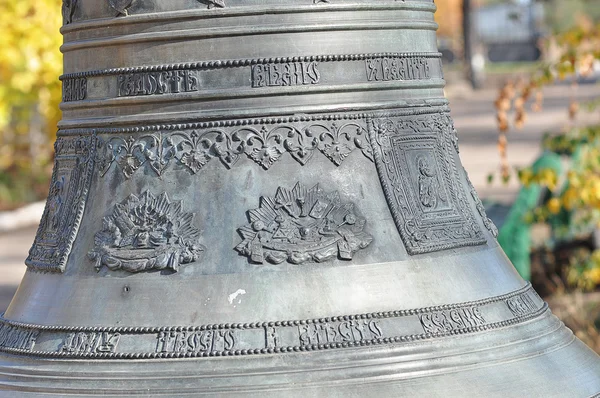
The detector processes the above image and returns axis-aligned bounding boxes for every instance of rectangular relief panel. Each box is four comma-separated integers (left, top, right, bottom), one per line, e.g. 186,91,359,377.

369,110,486,255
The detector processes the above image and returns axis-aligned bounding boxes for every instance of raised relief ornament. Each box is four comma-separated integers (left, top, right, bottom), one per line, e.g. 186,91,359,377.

89,191,205,273
236,182,372,265
61,0,78,25
370,112,486,255
26,135,96,272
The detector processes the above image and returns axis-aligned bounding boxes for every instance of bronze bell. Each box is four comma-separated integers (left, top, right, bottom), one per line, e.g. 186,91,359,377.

1,1,599,396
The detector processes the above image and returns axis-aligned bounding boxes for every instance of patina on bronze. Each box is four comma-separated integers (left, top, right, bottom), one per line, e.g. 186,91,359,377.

0,1,599,396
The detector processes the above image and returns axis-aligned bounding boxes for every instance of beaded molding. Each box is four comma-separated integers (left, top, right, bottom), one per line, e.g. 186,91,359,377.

60,52,442,80
58,100,449,136
0,284,547,359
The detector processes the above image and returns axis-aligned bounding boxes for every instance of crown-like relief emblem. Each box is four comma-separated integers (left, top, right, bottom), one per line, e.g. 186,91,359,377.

236,183,372,265
89,191,205,273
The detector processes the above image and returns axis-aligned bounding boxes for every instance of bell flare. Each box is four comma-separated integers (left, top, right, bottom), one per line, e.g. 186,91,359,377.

0,1,599,396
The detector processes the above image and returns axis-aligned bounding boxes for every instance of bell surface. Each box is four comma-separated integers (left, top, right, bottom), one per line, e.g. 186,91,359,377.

1,1,599,396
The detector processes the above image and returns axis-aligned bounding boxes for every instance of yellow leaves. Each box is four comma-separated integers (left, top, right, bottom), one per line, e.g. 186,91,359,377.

518,168,534,186
0,0,63,174
547,198,561,215
518,167,558,190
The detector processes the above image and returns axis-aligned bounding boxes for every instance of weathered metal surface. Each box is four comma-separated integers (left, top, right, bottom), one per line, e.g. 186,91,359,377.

0,0,599,396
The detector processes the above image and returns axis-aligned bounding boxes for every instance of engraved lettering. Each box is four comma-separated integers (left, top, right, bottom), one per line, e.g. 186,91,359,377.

62,77,87,102
0,325,39,351
366,56,430,82
252,62,320,88
420,307,486,334
297,320,382,346
156,330,237,354
61,332,121,354
265,326,280,349
117,70,199,97
506,293,538,317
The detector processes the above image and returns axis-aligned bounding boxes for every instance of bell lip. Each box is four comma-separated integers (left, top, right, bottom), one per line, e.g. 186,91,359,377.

0,282,544,360
0,311,598,397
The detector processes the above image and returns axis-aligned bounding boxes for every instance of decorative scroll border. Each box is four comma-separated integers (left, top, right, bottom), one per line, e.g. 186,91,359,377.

0,284,546,359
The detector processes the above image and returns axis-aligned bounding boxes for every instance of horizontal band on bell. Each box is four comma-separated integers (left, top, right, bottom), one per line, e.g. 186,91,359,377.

60,80,446,111
0,284,545,359
60,52,442,105
60,52,442,80
61,20,439,53
61,2,437,35
56,100,450,135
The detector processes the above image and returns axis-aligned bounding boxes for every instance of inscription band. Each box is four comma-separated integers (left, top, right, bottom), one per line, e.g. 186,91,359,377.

60,52,443,102
0,284,545,359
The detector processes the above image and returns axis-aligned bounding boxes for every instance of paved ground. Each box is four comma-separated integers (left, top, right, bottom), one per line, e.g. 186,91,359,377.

0,83,599,313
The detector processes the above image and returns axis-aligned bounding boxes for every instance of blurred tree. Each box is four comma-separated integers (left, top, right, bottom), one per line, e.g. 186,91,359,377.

435,0,463,39
537,0,600,33
0,0,62,208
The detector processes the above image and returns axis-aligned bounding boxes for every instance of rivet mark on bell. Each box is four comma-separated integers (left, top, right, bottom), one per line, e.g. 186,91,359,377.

369,111,486,255
109,0,135,16
26,134,96,273
236,182,372,265
88,191,205,273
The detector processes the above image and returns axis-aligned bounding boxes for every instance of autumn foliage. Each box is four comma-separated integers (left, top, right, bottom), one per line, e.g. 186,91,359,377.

0,0,63,208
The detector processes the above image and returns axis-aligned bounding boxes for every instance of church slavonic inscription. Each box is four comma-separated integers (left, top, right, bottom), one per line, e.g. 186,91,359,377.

366,56,430,82
63,77,87,102
252,61,320,88
61,332,121,354
0,325,39,351
156,330,236,354
0,284,540,359
265,326,280,349
117,70,199,97
506,293,538,317
419,307,486,334
298,320,382,346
